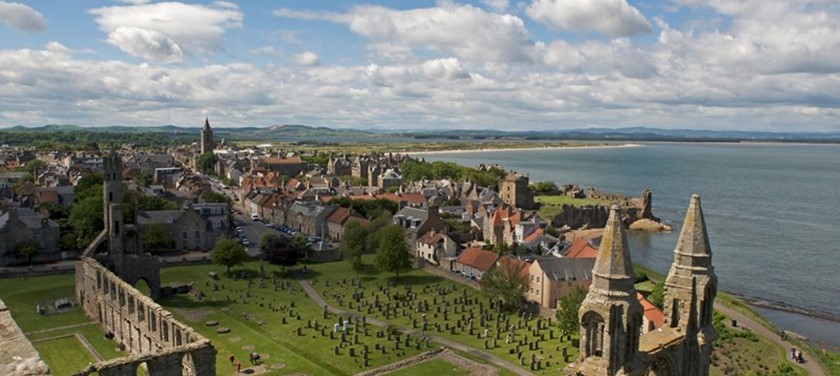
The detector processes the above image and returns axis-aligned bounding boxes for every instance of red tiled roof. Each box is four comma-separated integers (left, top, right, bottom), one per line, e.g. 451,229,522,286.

637,292,664,329
326,207,350,224
263,156,304,165
418,232,446,245
456,247,499,272
565,238,598,259
375,193,426,204
498,256,531,280
523,228,544,243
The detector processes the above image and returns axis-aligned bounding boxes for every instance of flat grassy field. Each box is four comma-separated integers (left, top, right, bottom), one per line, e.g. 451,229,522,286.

158,262,428,375
386,358,469,376
32,336,96,376
233,141,602,155
308,255,578,376
535,195,614,207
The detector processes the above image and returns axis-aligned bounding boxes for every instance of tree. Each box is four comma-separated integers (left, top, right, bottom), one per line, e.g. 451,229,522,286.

557,286,588,336
648,281,665,309
479,258,529,311
211,238,248,276
141,223,173,255
68,193,104,249
340,221,368,271
15,241,39,266
195,152,218,175
21,159,44,176
375,225,412,278
261,233,303,272
531,181,558,194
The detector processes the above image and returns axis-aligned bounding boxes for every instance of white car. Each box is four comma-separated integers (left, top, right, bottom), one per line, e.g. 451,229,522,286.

250,213,261,221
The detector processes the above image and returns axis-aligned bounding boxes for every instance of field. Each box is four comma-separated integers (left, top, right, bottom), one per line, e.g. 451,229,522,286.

233,140,602,155
534,195,615,207
387,358,470,376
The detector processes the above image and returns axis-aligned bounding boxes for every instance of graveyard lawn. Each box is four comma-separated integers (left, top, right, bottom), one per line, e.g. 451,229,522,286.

158,262,432,375
32,335,97,376
386,358,470,376
305,255,579,375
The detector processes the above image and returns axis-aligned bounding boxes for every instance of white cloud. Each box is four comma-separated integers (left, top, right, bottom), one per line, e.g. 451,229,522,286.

89,2,242,62
526,0,652,37
275,3,538,63
293,51,320,66
483,0,510,12
249,46,282,56
0,1,46,33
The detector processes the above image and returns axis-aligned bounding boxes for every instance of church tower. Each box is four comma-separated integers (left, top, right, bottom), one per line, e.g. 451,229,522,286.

103,147,125,255
568,205,643,376
200,117,214,154
663,194,718,376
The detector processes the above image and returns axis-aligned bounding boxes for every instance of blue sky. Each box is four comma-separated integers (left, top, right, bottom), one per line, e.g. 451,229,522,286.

0,0,838,131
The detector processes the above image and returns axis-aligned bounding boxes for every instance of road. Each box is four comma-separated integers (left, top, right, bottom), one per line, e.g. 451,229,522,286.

231,212,276,258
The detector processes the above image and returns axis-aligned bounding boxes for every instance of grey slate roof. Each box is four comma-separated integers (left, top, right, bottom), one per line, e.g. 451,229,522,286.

536,257,595,282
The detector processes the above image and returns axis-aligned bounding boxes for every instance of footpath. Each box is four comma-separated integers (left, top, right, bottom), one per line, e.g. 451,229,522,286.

294,274,533,376
714,302,826,376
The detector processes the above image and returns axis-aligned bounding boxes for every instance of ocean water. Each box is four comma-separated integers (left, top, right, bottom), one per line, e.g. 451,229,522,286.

420,143,840,345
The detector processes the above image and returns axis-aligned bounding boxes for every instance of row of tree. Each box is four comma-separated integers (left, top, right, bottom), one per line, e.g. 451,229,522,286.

398,158,506,189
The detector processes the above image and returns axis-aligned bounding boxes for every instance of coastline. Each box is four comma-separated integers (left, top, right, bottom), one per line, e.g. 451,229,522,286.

404,143,644,156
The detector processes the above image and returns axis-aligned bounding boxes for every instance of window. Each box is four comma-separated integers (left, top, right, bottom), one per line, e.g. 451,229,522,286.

182,231,187,240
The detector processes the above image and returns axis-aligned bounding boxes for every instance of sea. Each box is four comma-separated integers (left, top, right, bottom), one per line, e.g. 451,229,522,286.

417,142,840,349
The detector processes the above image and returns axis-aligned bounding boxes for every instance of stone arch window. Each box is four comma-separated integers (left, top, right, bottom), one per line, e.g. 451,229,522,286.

182,352,197,376
581,311,605,358
626,313,642,360
135,361,148,376
670,298,680,328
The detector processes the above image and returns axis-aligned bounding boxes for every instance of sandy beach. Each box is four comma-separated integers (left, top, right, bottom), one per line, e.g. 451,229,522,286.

404,143,643,156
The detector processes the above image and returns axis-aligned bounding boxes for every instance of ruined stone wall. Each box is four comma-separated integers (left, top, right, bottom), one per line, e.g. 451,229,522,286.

75,257,216,375
0,299,50,376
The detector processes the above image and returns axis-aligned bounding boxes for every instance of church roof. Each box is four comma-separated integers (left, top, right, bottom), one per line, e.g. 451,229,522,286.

673,194,712,261
592,205,634,280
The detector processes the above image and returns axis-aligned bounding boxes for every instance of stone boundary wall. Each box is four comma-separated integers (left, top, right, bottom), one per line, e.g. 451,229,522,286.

74,257,216,376
0,255,213,279
0,299,50,376
354,348,446,376
418,262,480,290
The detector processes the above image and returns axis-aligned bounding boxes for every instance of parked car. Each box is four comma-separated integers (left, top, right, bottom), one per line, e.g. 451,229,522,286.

251,213,261,221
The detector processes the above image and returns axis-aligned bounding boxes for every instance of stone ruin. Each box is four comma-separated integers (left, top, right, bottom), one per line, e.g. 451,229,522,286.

72,150,216,375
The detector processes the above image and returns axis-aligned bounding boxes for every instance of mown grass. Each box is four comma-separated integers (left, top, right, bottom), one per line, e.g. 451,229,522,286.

535,195,614,207
33,336,96,376
233,141,602,155
158,261,428,375
308,255,578,376
387,358,469,376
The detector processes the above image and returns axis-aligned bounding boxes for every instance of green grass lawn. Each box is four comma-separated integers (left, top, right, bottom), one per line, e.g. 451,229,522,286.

386,358,469,376
158,262,427,375
33,336,96,376
0,274,90,332
307,255,577,375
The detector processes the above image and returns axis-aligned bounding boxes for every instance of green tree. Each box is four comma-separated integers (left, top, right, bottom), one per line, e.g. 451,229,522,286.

141,223,173,255
211,238,248,276
195,152,218,175
557,286,588,336
648,281,665,309
375,225,411,278
261,233,303,272
68,193,104,249
21,159,44,176
366,210,393,252
531,181,558,194
479,258,529,311
340,220,368,271
74,173,104,200
15,241,40,266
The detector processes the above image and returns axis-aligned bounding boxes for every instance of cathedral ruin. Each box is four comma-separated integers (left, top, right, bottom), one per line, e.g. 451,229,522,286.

566,195,717,376
73,149,216,376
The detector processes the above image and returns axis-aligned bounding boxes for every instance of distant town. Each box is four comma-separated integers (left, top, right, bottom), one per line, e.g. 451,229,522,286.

0,119,829,376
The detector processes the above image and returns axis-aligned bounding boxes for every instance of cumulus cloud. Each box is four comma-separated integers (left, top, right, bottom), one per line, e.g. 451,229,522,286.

293,51,320,66
275,3,537,63
483,0,510,12
89,1,242,62
526,0,652,37
0,1,46,33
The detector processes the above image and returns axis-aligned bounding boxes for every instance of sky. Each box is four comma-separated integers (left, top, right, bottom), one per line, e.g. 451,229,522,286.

0,0,838,131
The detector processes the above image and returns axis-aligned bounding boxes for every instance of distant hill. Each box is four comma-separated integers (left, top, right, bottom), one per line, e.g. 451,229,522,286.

2,124,838,143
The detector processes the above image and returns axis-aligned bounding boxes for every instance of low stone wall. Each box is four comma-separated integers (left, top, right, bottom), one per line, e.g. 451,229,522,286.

0,299,50,376
354,348,445,376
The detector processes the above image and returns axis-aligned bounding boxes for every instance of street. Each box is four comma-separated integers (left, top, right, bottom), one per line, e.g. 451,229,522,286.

232,212,276,258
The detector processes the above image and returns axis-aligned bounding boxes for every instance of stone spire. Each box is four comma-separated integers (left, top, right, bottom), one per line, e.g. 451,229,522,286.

204,117,210,130
590,205,636,294
664,194,717,347
569,205,643,376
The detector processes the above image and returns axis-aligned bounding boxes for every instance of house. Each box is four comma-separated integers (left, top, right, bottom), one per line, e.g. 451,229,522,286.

0,207,61,266
286,201,336,237
36,186,75,207
415,230,457,267
563,237,598,258
325,207,368,242
637,292,665,333
136,202,229,251
526,257,595,309
377,168,402,190
254,156,308,176
393,206,447,254
453,247,499,279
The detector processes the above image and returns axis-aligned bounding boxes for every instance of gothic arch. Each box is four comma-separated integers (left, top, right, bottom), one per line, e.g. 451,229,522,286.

581,311,606,358
182,352,197,376
648,356,674,376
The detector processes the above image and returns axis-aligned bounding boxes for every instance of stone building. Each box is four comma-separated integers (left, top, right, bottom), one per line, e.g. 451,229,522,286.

526,257,595,309
566,195,717,376
200,117,214,155
0,207,61,266
136,202,230,251
499,171,534,209
393,206,447,254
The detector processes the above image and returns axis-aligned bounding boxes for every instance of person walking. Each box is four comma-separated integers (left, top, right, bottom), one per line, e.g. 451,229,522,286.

229,354,235,364
236,360,242,373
